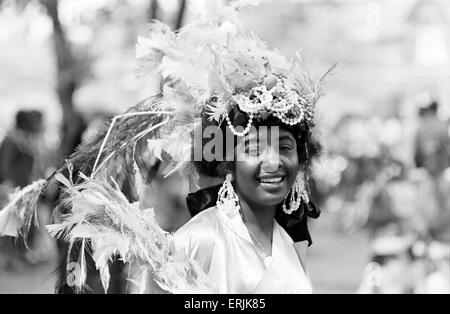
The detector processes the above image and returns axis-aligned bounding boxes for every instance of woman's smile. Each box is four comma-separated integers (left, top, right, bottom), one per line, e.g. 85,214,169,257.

256,174,288,191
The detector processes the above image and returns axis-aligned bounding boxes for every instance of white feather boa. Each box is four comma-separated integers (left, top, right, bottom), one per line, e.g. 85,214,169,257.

46,172,213,294
0,180,46,239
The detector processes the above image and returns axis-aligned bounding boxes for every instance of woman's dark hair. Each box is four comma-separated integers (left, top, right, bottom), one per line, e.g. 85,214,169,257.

193,107,322,178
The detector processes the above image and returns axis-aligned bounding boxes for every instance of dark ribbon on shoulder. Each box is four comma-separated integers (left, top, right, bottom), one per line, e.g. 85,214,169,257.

186,184,320,246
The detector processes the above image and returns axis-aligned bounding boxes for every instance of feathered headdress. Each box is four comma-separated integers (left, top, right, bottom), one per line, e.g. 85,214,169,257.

135,5,335,136
0,0,334,293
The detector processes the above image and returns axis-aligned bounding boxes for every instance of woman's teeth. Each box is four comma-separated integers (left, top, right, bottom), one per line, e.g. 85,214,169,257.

259,177,283,183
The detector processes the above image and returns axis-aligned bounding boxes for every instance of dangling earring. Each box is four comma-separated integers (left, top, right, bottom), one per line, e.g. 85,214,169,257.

217,173,240,217
282,172,310,214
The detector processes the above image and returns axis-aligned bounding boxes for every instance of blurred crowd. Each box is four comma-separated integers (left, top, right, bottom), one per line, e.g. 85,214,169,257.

312,100,450,293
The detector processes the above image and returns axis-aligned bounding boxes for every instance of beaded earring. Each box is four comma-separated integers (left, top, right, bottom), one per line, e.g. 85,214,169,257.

282,172,310,215
216,173,241,218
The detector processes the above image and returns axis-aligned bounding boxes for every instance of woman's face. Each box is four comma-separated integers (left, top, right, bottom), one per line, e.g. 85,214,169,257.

234,127,300,208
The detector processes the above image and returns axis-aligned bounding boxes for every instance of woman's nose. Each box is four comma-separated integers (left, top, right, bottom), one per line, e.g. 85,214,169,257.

260,147,281,172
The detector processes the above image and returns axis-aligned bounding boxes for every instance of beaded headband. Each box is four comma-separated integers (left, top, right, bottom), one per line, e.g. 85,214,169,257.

221,75,315,136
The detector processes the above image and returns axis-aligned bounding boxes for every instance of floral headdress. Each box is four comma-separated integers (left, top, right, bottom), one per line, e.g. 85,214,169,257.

0,0,334,294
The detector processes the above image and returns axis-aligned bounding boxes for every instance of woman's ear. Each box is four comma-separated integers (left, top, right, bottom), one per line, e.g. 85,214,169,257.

216,161,234,178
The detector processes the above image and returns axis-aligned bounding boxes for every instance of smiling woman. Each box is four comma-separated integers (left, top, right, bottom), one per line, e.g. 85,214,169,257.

177,107,323,293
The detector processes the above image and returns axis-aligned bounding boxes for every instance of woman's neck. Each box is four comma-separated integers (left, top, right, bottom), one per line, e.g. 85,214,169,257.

237,194,277,236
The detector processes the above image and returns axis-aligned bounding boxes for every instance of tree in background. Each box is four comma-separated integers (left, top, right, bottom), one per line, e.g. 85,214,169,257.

40,0,87,159
0,0,187,160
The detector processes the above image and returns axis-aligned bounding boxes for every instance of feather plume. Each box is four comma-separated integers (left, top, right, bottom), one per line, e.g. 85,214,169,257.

46,173,213,294
0,179,46,243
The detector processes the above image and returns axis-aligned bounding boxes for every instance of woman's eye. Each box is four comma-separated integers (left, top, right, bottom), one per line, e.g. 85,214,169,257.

280,145,293,151
246,147,260,155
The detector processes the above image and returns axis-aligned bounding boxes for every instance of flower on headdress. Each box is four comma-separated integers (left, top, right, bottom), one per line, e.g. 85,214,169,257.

220,36,269,91
265,50,291,77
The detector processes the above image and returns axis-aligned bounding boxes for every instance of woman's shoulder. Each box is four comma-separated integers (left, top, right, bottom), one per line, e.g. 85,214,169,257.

174,206,222,250
178,206,221,231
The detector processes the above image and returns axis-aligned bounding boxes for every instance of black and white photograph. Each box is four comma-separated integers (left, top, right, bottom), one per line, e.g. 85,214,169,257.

0,0,449,297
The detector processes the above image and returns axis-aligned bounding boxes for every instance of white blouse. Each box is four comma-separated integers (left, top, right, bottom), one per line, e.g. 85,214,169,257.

174,206,312,294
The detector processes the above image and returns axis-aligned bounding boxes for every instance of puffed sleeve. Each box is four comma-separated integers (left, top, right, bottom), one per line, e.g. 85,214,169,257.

174,210,219,274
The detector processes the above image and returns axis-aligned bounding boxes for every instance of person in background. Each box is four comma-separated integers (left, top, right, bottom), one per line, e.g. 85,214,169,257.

414,101,449,177
414,100,450,243
0,110,44,188
0,110,45,268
